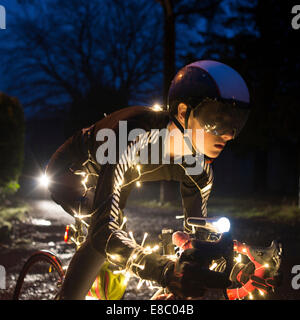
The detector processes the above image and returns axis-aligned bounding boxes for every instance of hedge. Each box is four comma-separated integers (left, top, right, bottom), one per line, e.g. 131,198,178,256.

0,92,25,200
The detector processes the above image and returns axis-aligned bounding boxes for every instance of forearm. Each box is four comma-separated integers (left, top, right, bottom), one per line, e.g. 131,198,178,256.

90,219,172,285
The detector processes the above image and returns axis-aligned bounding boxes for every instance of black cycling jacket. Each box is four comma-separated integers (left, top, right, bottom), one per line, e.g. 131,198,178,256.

46,106,213,285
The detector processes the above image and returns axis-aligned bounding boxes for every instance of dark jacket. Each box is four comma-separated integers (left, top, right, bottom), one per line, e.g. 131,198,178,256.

46,106,213,284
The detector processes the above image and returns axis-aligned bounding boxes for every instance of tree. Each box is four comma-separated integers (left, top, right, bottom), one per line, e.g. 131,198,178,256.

156,0,223,203
1,0,163,135
182,0,300,195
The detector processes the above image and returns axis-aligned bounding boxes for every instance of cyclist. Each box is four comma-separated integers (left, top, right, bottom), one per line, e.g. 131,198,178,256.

46,60,251,299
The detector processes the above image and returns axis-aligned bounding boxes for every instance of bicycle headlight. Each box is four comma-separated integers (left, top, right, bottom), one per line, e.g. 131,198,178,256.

38,173,50,188
187,216,231,234
212,217,230,233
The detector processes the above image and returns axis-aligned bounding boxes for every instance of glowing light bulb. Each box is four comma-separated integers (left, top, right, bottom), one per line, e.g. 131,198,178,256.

259,290,264,296
152,104,162,111
209,262,218,271
129,231,136,243
120,216,127,229
141,233,148,246
124,272,131,285
137,279,144,289
136,181,141,187
152,245,159,252
39,174,50,188
235,254,242,263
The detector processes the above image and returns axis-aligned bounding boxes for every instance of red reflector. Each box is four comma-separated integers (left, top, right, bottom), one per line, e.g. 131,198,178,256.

64,225,70,243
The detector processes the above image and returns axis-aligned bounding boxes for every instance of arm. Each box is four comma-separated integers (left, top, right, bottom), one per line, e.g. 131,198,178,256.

89,132,173,285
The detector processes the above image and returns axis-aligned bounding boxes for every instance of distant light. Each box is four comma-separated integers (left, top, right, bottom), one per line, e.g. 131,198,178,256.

39,174,50,188
31,218,51,226
212,217,230,233
152,104,162,111
136,181,141,188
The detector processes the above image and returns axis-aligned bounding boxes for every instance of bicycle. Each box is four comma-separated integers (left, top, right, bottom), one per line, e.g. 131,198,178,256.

12,215,282,300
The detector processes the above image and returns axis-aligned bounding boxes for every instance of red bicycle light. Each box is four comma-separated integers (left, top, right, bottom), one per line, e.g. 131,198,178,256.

64,225,70,243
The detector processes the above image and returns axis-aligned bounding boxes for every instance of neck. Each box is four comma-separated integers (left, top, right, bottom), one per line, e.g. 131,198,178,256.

166,121,193,158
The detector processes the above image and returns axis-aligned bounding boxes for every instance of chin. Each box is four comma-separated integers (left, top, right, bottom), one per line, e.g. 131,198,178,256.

206,150,222,158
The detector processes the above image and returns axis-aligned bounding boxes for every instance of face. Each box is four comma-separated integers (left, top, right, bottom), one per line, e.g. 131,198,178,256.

177,103,234,158
189,115,234,158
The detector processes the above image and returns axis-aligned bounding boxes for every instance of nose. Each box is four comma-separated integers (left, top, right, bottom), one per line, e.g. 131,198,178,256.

221,130,235,141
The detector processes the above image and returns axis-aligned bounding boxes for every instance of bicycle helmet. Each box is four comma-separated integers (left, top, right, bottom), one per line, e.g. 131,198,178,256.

167,60,251,139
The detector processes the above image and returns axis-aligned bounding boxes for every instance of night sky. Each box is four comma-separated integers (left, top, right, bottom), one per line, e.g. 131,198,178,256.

0,0,238,115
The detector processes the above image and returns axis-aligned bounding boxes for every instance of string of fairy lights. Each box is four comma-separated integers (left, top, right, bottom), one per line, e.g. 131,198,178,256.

231,252,270,299
61,104,269,299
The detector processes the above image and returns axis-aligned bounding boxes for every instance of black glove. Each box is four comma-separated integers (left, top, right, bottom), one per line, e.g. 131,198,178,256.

162,248,232,298
131,232,233,299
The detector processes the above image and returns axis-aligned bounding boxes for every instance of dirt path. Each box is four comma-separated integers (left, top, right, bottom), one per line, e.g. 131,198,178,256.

0,200,300,300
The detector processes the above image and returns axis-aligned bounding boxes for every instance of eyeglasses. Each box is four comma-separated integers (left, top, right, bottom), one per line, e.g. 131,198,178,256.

193,98,250,138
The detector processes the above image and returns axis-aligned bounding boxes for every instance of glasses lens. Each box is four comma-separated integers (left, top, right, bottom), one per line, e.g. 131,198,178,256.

195,99,249,137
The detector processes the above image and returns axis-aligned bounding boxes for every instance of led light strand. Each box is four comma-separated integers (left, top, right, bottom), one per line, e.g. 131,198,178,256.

110,231,163,291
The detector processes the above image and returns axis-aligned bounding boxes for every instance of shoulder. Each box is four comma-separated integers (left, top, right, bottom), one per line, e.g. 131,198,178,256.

93,106,170,133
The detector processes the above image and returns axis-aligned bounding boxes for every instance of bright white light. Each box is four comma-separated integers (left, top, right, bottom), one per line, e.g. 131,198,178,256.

234,254,242,263
39,174,50,188
31,218,52,226
85,296,98,300
213,217,230,233
209,262,218,270
152,104,162,111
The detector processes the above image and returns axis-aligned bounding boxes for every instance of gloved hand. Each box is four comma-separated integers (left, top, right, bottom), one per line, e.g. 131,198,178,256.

231,261,282,293
162,247,232,298
157,231,233,299
251,274,282,293
133,231,233,299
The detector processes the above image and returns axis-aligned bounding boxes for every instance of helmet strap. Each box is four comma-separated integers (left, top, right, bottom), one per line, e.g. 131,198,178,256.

168,107,197,156
168,113,185,134
183,107,198,156
184,107,192,131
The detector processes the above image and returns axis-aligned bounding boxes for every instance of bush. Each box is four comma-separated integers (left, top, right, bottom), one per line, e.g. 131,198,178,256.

0,92,25,202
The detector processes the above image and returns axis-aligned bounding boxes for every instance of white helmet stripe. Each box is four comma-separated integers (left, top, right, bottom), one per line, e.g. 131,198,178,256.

188,60,250,104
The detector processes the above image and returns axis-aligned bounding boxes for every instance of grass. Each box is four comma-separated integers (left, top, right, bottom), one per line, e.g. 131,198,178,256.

207,197,300,223
127,197,300,223
127,199,182,211
0,203,30,242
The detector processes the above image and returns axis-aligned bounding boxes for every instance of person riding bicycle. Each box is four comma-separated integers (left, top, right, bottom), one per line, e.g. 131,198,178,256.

46,60,252,300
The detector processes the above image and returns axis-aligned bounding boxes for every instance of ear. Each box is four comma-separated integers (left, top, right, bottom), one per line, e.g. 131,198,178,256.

177,103,188,128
